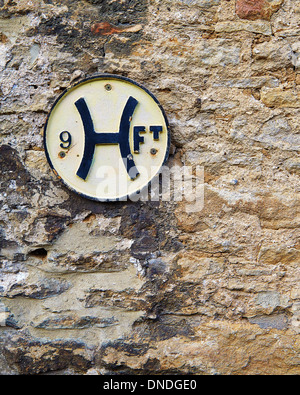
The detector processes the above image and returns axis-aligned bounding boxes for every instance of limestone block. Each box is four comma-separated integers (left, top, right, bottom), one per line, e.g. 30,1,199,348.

261,87,300,108
215,20,272,35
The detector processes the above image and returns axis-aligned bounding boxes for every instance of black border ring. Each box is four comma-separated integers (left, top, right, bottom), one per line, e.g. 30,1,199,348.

43,74,171,202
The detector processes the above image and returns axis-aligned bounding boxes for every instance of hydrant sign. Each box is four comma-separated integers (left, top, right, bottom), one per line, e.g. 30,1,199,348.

44,75,170,201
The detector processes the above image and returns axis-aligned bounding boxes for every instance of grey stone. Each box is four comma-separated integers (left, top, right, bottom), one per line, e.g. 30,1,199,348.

249,314,289,330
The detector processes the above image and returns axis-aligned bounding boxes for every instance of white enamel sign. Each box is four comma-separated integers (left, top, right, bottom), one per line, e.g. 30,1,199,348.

44,75,170,201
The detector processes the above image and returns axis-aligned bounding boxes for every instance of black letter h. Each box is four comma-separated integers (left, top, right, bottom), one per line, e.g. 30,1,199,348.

75,96,140,181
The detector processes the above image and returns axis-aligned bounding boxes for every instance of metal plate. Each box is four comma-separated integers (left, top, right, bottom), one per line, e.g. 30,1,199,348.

44,75,170,201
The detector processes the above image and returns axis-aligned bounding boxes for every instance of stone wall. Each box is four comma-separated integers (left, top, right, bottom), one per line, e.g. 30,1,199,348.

0,0,299,375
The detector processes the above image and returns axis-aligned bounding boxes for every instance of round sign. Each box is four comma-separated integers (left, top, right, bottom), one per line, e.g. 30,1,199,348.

44,75,170,201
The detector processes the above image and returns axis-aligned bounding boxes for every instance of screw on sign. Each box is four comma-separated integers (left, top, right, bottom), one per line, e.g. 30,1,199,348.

44,75,170,201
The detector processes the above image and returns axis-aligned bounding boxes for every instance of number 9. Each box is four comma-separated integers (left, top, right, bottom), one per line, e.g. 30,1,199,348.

60,131,72,149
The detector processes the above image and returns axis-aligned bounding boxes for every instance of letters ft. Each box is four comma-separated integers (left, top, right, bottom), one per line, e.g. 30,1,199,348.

75,96,163,181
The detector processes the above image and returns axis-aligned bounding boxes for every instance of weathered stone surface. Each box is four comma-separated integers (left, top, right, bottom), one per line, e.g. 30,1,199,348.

96,321,300,375
91,22,143,36
236,0,284,21
2,275,70,300
32,314,119,330
261,87,300,108
248,313,289,330
0,0,299,376
2,335,93,375
215,20,272,35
